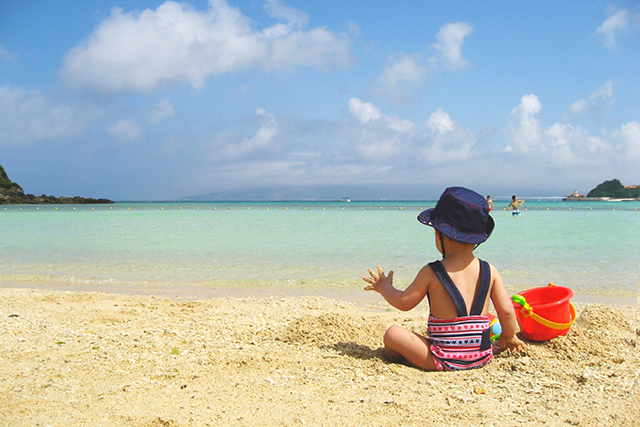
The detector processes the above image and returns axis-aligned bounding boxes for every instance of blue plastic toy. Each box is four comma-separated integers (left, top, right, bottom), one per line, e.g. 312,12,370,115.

488,313,502,341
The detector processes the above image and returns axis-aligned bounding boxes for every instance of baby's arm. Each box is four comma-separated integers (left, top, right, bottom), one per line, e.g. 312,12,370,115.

489,266,525,351
363,265,430,311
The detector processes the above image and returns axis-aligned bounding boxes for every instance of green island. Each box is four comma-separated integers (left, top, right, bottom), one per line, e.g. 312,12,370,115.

0,164,113,205
564,179,640,201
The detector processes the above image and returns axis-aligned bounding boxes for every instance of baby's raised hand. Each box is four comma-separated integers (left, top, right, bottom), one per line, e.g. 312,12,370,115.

363,265,393,292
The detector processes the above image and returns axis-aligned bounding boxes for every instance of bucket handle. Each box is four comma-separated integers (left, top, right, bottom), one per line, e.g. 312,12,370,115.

511,289,576,331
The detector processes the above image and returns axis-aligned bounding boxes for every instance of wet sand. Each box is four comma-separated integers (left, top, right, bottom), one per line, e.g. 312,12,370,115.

1,287,638,426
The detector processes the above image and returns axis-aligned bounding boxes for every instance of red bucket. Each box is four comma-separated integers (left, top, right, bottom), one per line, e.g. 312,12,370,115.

511,284,575,341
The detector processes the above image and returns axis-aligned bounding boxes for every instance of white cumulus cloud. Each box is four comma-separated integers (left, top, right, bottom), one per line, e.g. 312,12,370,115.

348,98,414,133
61,0,354,94
420,108,476,164
263,0,308,30
503,94,633,170
564,99,590,120
430,22,474,71
563,81,615,120
371,53,427,106
349,98,383,123
347,99,476,165
348,98,415,159
504,94,543,154
426,108,456,136
217,108,279,160
590,80,615,106
597,9,630,48
544,123,602,166
611,121,640,160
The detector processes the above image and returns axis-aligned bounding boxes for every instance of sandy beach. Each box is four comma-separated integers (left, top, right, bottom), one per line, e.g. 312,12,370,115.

1,287,638,427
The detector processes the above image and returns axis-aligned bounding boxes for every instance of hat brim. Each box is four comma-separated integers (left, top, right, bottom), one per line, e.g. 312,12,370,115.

418,208,494,245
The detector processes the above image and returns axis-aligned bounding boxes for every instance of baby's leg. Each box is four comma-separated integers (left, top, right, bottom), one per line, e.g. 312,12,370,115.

383,325,437,370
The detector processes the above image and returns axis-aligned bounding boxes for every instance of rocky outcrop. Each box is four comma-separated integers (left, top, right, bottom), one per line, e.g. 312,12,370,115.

0,165,113,205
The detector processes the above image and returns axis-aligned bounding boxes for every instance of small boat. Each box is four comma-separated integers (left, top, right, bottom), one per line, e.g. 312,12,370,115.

339,197,351,202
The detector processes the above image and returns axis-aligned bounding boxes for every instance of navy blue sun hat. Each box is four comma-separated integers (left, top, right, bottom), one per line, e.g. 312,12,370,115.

418,187,495,244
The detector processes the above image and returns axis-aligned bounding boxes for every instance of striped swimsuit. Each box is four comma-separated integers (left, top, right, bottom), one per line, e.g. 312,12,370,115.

427,260,493,371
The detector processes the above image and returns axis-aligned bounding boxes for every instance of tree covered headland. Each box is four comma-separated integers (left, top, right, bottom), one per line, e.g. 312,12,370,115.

0,166,22,191
0,164,113,205
587,179,640,198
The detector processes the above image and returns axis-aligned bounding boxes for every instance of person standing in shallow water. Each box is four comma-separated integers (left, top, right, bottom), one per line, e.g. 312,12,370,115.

363,187,525,371
486,196,493,212
508,195,525,216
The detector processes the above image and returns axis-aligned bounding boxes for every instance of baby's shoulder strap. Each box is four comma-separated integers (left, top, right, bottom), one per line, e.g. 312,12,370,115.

428,260,468,317
469,259,491,316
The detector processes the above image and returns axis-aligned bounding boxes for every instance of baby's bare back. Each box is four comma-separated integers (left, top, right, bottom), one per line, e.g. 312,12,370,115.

428,258,490,319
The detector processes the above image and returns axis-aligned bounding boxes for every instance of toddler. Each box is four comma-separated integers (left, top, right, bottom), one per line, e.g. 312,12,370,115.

363,187,525,371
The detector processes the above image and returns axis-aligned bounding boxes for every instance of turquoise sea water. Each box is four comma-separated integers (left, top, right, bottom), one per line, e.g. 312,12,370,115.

1,200,638,305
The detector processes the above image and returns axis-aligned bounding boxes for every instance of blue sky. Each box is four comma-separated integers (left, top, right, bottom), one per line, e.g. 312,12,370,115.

1,0,639,200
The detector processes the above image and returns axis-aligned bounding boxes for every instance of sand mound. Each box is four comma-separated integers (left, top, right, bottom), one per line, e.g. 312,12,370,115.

577,303,632,332
283,313,387,346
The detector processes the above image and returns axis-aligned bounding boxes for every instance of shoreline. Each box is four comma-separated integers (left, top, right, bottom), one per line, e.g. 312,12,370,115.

1,286,638,426
0,280,636,308
562,197,640,202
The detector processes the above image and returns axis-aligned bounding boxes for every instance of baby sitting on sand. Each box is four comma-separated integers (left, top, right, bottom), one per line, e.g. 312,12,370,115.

363,187,525,371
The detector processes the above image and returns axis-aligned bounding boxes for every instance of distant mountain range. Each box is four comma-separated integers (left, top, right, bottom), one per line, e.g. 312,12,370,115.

180,183,566,202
